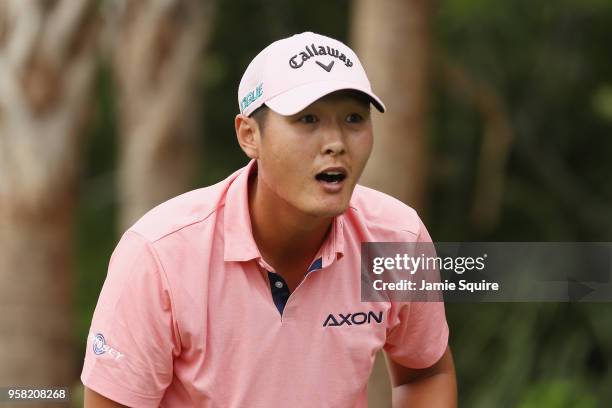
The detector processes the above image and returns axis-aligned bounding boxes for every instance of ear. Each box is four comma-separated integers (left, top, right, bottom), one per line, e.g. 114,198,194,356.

235,114,260,159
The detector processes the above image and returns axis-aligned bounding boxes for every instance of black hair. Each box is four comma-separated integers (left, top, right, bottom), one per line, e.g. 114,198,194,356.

250,104,269,133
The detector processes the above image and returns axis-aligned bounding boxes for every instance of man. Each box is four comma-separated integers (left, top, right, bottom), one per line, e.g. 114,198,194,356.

82,32,457,407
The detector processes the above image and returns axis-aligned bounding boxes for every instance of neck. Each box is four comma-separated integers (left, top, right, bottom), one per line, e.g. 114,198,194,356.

248,170,332,271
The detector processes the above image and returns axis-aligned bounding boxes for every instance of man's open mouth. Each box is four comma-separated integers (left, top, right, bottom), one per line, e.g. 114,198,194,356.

315,169,347,184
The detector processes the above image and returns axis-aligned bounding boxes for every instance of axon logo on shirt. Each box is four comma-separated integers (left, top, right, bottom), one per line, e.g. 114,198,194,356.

323,310,384,327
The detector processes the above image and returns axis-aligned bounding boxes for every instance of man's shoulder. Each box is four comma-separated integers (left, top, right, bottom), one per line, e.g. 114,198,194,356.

349,184,422,236
128,175,235,243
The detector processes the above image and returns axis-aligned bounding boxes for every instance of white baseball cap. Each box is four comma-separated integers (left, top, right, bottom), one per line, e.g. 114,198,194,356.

237,32,386,117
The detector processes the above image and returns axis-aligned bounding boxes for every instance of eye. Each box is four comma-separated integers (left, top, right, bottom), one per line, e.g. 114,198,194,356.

346,113,364,123
299,114,318,124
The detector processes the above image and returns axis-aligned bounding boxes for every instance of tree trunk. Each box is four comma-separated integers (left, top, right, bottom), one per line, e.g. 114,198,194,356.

351,1,432,406
0,0,98,398
108,0,215,230
351,0,431,214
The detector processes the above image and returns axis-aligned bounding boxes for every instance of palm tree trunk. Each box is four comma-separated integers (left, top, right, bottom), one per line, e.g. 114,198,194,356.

351,1,432,406
108,0,215,230
0,0,98,395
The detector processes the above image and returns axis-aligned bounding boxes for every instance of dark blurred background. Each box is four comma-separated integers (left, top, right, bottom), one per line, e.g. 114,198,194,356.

1,0,611,406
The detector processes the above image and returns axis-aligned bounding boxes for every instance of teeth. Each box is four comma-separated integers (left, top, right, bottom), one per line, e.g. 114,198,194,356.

325,171,342,175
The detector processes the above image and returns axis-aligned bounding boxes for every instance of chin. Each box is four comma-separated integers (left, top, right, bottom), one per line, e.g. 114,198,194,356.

303,201,349,218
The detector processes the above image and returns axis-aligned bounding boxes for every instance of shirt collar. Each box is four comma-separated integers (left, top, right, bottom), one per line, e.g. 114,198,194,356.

223,159,345,266
223,160,261,262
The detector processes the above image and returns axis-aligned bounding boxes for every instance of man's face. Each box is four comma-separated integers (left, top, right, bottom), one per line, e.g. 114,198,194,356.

255,91,373,218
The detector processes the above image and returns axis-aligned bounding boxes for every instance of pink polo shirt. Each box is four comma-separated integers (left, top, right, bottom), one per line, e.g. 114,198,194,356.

81,160,448,407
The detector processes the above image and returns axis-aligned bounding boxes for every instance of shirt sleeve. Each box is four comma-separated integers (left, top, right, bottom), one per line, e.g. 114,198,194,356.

383,217,449,369
81,230,180,407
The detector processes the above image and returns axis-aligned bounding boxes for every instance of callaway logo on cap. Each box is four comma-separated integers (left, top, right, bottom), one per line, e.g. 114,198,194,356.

238,31,386,116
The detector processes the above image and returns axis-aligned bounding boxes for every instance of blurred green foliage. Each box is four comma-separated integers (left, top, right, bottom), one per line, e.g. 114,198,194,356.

431,1,612,406
518,379,598,408
76,0,612,406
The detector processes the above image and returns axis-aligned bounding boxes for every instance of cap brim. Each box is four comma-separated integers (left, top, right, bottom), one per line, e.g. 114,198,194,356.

265,81,386,116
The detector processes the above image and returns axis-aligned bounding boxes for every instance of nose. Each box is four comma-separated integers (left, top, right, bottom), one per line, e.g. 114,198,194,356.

321,121,346,156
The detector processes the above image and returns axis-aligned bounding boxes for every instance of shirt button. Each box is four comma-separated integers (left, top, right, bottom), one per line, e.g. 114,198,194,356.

275,281,284,289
